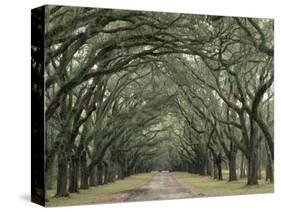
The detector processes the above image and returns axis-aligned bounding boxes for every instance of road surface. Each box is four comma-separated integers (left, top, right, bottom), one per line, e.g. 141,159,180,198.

111,172,200,202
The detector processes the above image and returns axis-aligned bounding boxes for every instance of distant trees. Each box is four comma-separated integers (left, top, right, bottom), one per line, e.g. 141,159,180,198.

165,17,273,185
43,5,273,199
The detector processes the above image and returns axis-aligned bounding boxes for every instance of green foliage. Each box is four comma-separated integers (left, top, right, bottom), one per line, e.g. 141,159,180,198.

44,5,274,199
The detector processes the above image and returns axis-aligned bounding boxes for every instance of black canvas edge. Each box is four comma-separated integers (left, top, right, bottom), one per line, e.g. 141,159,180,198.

31,5,46,207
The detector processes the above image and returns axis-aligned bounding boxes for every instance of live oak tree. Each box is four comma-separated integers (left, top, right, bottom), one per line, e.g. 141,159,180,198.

42,5,274,198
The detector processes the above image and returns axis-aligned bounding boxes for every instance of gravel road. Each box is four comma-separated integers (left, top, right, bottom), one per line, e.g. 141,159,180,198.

111,172,199,202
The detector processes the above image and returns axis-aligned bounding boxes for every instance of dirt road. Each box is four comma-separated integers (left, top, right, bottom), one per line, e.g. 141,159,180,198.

111,172,200,202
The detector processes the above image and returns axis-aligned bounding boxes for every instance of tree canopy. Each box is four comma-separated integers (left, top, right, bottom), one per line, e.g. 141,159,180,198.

34,6,274,198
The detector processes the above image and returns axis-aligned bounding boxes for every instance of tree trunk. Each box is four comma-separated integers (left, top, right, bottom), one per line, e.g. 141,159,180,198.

213,158,218,179
55,149,69,197
198,161,206,175
97,163,104,185
89,166,98,186
46,124,55,189
118,162,125,179
216,153,223,180
206,152,212,176
111,161,118,181
257,143,262,180
228,152,237,181
46,158,55,189
265,140,274,183
112,162,116,182
124,158,129,177
247,151,258,185
103,162,109,184
240,154,246,178
80,151,89,189
68,155,79,193
266,158,274,183
107,162,115,183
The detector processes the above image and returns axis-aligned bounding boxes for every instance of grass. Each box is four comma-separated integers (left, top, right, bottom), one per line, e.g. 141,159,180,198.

46,171,273,206
174,171,274,197
46,173,151,207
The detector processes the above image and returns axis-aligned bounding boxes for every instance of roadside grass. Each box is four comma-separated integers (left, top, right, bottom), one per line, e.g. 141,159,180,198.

46,173,151,207
174,171,273,197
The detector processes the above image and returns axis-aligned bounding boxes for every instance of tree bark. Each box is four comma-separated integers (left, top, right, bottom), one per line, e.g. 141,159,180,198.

228,151,237,181
68,155,79,193
265,140,274,183
124,158,129,177
89,165,98,186
55,148,69,197
97,163,104,185
206,152,212,176
266,160,274,183
257,147,262,180
240,154,246,178
247,151,258,185
198,160,206,176
246,119,259,185
107,162,115,183
46,158,55,189
80,151,89,189
213,157,218,179
46,126,55,189
103,162,109,184
217,153,223,181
